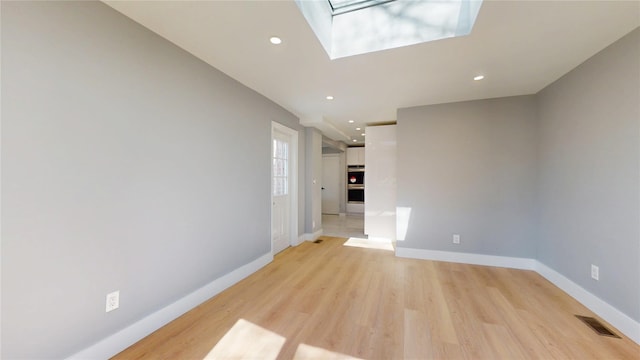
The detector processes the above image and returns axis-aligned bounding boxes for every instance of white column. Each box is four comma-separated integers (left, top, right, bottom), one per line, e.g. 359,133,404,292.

364,125,397,240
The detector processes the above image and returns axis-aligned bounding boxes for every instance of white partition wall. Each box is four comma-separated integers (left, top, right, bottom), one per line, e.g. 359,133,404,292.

364,125,397,240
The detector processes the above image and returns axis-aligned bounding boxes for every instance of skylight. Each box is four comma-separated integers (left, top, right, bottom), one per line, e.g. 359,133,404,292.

328,0,396,15
296,0,483,59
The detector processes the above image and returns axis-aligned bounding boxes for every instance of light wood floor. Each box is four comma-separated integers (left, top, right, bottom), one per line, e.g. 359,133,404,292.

113,236,639,359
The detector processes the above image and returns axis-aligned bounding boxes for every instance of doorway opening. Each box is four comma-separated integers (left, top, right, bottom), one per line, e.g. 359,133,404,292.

321,139,365,238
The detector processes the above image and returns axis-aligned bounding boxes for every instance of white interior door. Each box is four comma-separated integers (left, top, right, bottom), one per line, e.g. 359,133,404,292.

272,123,298,254
322,155,340,214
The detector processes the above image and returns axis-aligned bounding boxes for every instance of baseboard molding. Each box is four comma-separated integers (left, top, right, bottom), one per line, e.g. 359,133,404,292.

534,261,640,344
395,246,640,345
395,247,535,270
301,229,323,242
66,252,273,360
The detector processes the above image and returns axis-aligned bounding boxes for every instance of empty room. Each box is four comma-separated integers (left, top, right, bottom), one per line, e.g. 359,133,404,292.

2,0,639,359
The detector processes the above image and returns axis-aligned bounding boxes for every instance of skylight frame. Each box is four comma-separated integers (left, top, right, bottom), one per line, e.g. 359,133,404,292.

327,0,397,16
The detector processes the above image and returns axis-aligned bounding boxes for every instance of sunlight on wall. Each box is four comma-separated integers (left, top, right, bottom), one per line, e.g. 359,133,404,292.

396,206,412,241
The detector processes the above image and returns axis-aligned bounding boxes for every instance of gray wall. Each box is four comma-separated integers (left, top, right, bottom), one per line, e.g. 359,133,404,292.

537,28,640,322
397,96,538,258
1,1,301,358
397,28,640,323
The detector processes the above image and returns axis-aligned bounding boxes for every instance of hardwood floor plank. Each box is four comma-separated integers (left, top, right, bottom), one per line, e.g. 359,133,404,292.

482,323,529,359
403,308,433,359
420,261,458,345
113,236,640,359
485,286,553,359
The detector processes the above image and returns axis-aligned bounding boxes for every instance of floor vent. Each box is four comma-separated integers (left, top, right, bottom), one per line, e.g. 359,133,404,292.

575,315,620,338
313,239,323,244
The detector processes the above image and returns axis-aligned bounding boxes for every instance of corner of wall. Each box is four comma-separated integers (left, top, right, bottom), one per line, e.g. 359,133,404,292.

395,247,640,345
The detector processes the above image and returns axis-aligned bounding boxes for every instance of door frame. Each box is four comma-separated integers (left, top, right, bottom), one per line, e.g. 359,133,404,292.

271,121,299,254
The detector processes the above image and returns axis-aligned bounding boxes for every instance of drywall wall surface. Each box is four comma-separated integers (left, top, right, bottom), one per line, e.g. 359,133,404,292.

397,96,538,258
537,28,640,322
1,1,299,358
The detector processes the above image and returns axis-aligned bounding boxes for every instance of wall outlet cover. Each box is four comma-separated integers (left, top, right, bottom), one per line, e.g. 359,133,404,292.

106,290,120,312
453,234,461,244
591,265,599,281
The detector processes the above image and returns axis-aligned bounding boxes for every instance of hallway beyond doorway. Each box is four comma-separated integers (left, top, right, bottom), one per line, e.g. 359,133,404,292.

322,214,366,239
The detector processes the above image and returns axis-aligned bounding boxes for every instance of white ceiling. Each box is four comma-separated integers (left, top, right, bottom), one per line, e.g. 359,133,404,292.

104,0,639,144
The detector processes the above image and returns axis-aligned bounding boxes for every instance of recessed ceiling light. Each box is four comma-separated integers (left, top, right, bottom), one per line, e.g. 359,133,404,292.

348,120,354,123
355,127,361,131
269,36,282,45
352,139,358,142
326,95,334,100
361,133,366,136
474,75,485,81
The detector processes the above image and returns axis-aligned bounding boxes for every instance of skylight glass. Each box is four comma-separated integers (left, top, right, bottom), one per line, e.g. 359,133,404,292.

328,0,396,15
296,0,484,59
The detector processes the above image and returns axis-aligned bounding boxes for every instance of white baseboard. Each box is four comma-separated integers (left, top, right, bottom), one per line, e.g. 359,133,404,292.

67,252,273,360
395,246,640,345
301,229,323,242
395,247,535,270
534,261,640,344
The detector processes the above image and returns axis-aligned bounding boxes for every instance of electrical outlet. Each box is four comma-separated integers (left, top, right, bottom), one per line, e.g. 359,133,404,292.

591,265,599,281
106,290,120,312
453,234,461,244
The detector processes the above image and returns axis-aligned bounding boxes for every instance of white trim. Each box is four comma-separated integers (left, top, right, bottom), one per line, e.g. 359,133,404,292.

395,247,535,270
271,122,299,255
395,247,640,345
301,229,324,242
294,229,324,245
66,253,273,360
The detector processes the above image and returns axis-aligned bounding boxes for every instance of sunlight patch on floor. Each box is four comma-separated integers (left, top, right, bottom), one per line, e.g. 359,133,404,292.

203,318,363,359
343,237,395,251
294,343,364,359
204,319,285,359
